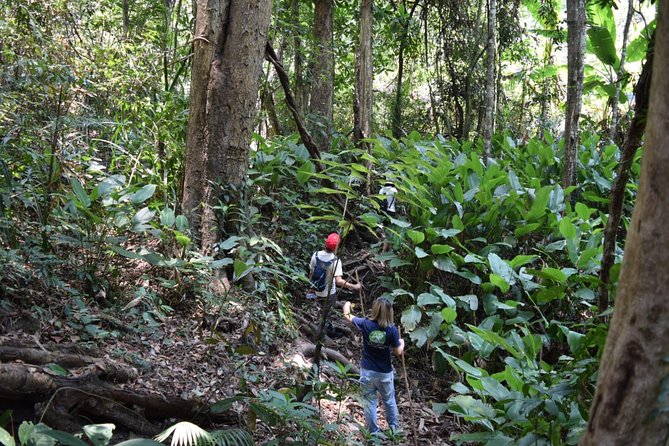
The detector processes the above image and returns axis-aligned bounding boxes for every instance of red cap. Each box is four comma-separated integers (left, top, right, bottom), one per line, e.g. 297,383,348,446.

325,233,340,251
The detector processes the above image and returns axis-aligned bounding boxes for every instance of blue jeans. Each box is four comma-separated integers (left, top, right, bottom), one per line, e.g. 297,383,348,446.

360,368,399,433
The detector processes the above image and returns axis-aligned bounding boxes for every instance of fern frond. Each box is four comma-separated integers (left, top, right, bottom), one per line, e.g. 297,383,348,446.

208,429,254,446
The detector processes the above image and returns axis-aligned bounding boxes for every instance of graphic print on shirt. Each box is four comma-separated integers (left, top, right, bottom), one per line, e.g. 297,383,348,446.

368,329,387,348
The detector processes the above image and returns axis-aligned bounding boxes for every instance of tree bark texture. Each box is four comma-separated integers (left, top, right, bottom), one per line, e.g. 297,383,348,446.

181,0,273,251
354,0,373,144
291,0,307,116
598,32,654,310
562,0,586,190
482,0,496,164
309,0,334,151
580,4,669,443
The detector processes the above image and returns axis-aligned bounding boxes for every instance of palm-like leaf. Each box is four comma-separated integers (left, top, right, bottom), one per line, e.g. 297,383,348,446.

208,429,253,446
154,422,212,446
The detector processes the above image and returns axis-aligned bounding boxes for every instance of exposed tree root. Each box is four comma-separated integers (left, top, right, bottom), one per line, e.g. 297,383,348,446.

0,359,237,436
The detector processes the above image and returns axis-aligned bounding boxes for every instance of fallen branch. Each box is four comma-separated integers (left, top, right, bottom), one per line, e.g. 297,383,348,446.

298,343,359,375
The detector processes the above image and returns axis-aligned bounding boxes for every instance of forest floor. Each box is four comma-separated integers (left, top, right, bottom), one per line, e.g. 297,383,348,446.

0,250,460,445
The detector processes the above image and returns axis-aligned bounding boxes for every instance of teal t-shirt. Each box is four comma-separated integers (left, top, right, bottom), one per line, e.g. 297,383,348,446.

351,317,400,373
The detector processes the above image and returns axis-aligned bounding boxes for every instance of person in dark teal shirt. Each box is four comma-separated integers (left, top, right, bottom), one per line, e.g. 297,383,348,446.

343,298,405,435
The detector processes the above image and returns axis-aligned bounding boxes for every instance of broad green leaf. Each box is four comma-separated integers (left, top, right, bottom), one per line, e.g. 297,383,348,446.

481,377,510,402
489,274,510,293
575,202,594,220
439,228,461,239
417,293,442,306
587,26,618,68
219,236,241,251
527,267,568,283
559,218,577,239
431,244,454,255
297,160,315,185
41,430,89,446
409,326,429,348
488,253,515,283
132,207,155,225
83,424,114,446
401,305,422,331
160,208,175,228
626,21,655,62
407,229,425,244
45,364,69,376
173,231,191,247
527,186,551,221
454,268,482,285
515,223,541,237
509,255,538,270
71,178,91,208
175,215,189,231
233,259,251,281
441,307,457,323
210,258,233,268
0,427,15,446
453,359,484,378
389,217,412,228
455,294,479,311
129,184,156,204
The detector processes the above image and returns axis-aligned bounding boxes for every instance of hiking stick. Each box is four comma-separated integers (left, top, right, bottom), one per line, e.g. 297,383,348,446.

398,327,419,446
355,269,365,315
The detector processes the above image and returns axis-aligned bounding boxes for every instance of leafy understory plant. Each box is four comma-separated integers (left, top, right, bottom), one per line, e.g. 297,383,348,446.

155,422,253,446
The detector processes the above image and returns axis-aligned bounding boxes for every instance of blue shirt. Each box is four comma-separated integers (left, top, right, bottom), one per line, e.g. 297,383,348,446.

351,317,401,373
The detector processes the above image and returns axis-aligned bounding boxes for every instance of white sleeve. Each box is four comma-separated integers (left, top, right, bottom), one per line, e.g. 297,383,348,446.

309,252,316,272
333,258,343,277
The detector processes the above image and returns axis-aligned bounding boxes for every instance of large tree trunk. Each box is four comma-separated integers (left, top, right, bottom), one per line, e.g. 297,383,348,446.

354,0,373,144
482,0,496,165
561,0,586,190
580,3,669,444
181,0,273,251
354,0,373,195
309,0,334,151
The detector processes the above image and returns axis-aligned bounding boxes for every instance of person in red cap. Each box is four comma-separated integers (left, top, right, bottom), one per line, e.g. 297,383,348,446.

308,232,362,299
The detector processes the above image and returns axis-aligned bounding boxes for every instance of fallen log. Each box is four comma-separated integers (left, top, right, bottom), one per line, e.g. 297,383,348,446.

0,362,238,435
298,342,359,375
0,346,138,382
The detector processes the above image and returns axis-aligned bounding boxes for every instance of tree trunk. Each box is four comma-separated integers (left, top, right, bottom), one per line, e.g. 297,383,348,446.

580,4,669,443
482,0,496,165
609,0,635,143
291,0,307,115
354,0,373,144
181,0,273,252
354,0,373,195
309,0,334,151
391,1,419,139
562,0,586,190
598,31,654,311
122,0,129,38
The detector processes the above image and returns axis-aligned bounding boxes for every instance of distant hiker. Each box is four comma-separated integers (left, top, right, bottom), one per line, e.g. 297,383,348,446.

343,298,405,436
379,180,398,217
308,233,362,299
